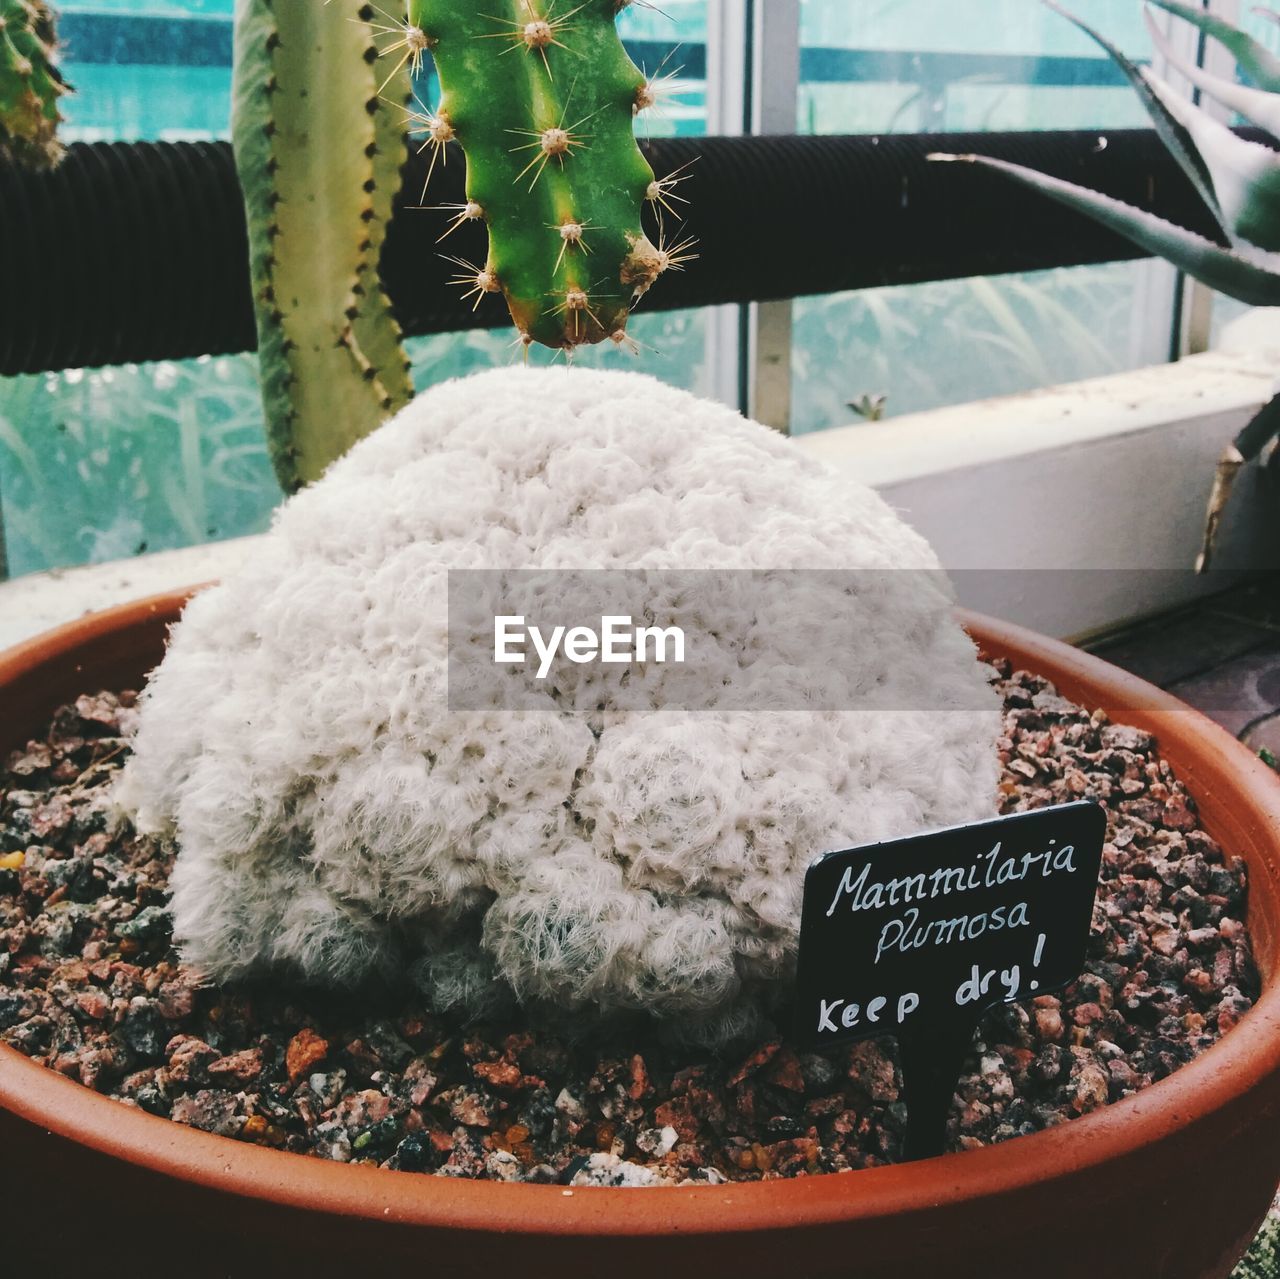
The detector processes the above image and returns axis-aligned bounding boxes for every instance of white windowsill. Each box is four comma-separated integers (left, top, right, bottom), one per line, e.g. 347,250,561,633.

799,350,1278,490
798,344,1280,638
0,537,260,652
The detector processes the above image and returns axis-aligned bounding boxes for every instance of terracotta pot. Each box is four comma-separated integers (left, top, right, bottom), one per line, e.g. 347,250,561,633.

2,589,1280,1278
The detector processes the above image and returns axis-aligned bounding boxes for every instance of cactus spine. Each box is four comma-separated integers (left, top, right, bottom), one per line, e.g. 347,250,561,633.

0,0,69,169
403,0,687,350
233,1,414,491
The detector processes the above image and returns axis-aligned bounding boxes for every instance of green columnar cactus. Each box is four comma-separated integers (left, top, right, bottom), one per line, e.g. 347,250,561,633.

0,0,69,169
932,1,1280,570
233,1,414,492
403,0,690,350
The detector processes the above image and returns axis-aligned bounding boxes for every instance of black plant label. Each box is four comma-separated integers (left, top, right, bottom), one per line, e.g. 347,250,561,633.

793,800,1107,1158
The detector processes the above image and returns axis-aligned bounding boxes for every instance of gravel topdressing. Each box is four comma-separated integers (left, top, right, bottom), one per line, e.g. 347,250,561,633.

0,659,1260,1186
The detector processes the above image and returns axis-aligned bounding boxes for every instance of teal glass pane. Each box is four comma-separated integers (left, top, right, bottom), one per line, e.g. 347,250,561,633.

798,0,1154,135
56,1,707,143
407,307,714,399
791,261,1173,434
59,2,233,143
4,5,251,580
790,2,1178,434
405,1,707,137
0,357,278,578
620,0,707,136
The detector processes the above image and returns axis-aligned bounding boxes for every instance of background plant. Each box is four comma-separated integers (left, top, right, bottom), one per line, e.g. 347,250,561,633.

0,357,277,577
935,0,1280,569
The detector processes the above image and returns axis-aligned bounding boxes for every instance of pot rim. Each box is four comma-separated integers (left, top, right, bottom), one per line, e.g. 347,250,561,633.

2,589,1279,1236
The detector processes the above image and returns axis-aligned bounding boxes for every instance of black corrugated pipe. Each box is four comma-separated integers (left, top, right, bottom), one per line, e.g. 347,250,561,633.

0,128,1230,377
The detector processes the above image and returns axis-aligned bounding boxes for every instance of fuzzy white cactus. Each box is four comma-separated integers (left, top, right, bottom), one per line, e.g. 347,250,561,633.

118,368,999,1041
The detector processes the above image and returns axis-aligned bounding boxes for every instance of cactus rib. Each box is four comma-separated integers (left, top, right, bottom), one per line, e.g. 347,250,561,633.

404,0,682,350
0,0,70,169
233,0,414,492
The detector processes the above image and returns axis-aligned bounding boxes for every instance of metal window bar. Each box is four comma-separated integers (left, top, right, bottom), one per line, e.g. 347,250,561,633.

747,0,800,433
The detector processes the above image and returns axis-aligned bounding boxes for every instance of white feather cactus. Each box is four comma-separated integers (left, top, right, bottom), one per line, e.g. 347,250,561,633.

933,0,1280,571
116,368,999,1043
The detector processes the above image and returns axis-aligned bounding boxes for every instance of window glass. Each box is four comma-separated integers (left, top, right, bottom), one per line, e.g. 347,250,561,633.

799,0,1152,135
791,0,1177,434
55,0,708,146
621,0,707,136
0,355,274,578
792,262,1169,434
59,1,234,143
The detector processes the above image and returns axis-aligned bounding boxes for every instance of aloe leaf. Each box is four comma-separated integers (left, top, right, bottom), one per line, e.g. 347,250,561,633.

1141,67,1280,251
1043,1,1224,231
1144,8,1280,142
1147,0,1280,91
928,152,1280,305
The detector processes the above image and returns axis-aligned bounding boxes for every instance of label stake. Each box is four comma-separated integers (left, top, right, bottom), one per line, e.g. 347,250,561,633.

792,800,1108,1162
899,1026,979,1161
